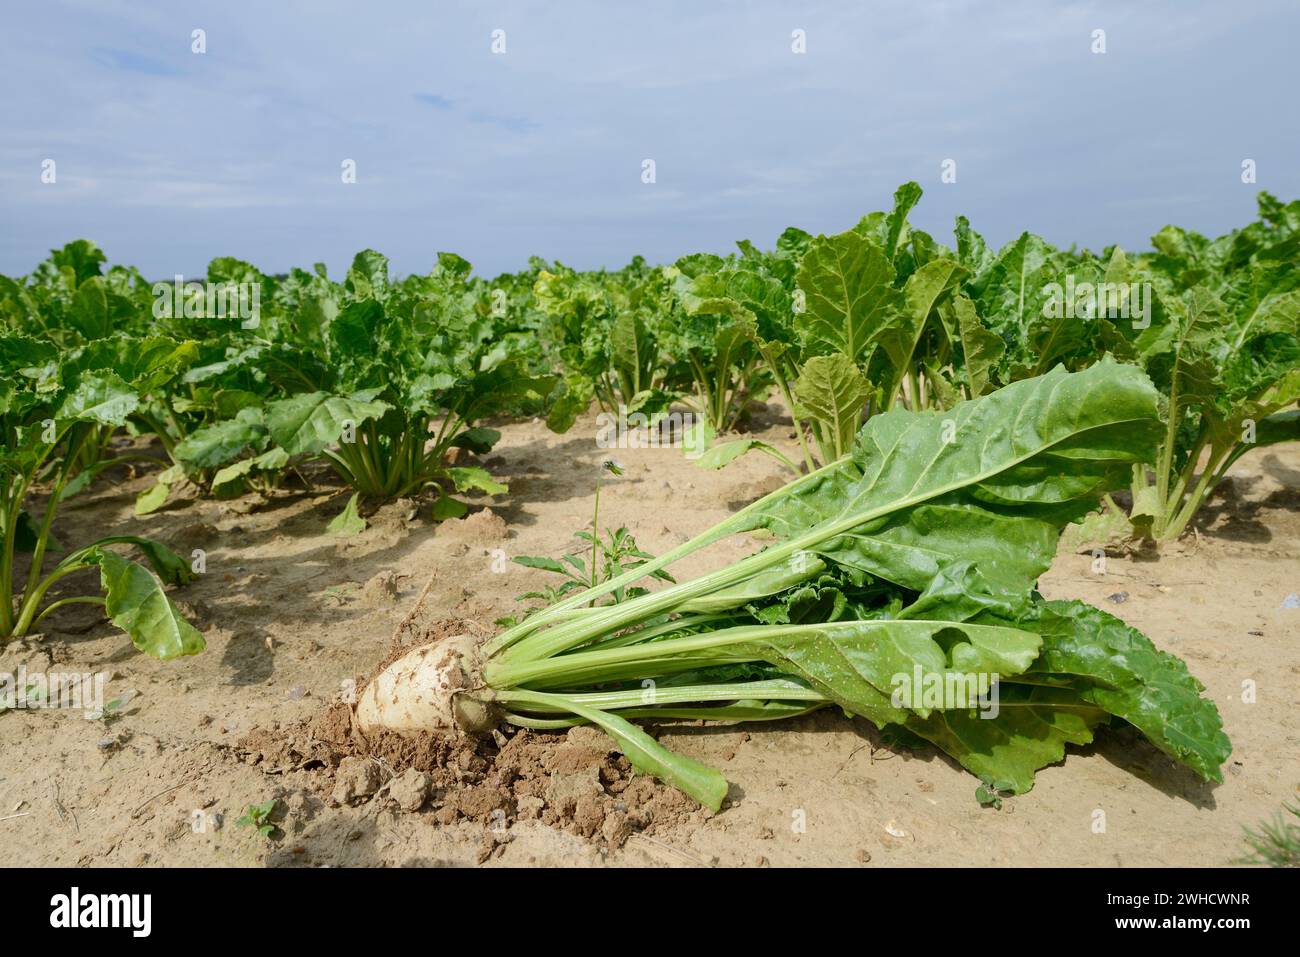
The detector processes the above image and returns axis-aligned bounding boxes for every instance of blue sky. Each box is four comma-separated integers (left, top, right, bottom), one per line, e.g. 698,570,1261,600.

2,0,1297,280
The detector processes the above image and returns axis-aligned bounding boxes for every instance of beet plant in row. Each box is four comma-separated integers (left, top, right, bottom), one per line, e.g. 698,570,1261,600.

172,250,554,525
0,333,203,656
679,186,1299,546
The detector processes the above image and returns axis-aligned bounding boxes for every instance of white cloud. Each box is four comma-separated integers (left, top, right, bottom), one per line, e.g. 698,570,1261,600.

0,0,1296,278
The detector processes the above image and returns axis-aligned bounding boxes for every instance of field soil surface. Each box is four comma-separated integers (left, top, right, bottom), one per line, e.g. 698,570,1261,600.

3,406,1297,867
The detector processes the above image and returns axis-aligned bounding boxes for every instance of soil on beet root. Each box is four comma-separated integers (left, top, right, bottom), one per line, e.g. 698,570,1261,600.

236,616,706,850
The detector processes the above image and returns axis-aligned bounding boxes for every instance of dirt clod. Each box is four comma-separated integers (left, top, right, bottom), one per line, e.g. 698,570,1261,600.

237,678,701,850
386,768,431,812
360,570,402,607
456,507,509,543
331,756,382,805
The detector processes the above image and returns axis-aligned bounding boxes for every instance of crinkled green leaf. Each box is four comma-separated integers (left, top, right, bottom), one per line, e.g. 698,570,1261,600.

792,353,871,460
727,618,1041,725
86,548,204,659
739,361,1162,611
447,466,507,495
134,464,183,515
695,437,768,470
1025,600,1231,783
326,492,366,536
174,408,269,468
431,494,469,521
267,391,389,455
451,427,501,455
56,371,139,427
796,230,901,362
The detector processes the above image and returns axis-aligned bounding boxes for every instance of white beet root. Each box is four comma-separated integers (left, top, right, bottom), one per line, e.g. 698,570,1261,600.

355,634,495,736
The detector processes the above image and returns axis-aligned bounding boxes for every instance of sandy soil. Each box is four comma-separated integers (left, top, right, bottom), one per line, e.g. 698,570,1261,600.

2,405,1297,868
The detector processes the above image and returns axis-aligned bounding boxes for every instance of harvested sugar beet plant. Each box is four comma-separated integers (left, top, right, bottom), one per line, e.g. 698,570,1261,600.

358,362,1231,808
